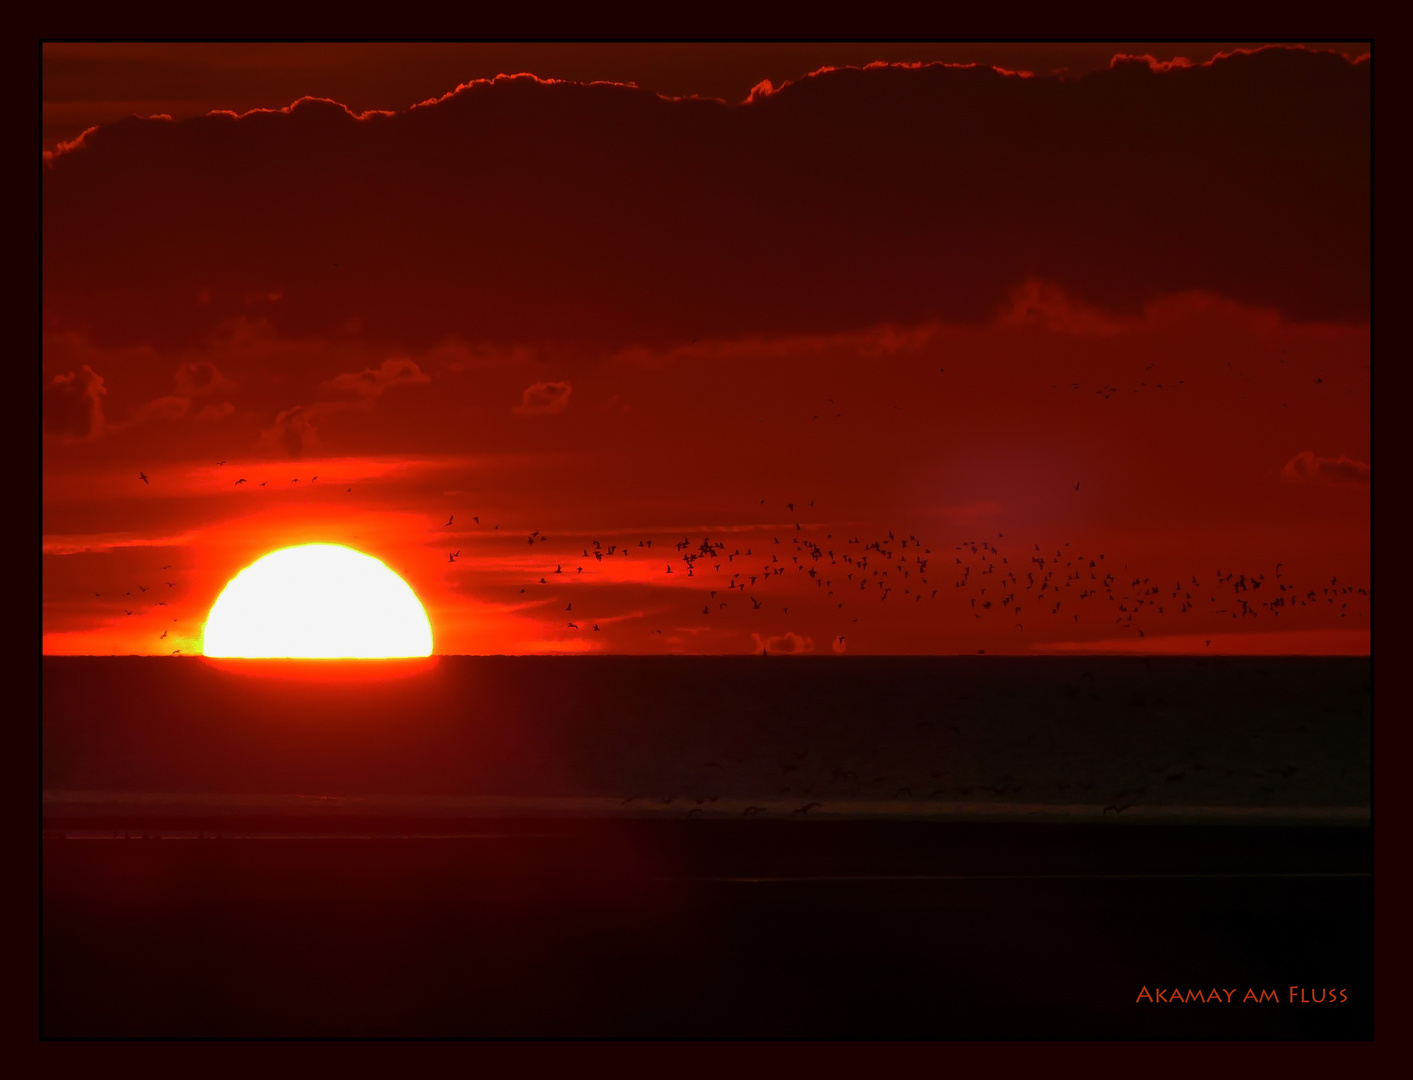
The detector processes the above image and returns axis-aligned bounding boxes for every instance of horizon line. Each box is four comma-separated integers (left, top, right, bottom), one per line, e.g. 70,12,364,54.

42,652,1370,659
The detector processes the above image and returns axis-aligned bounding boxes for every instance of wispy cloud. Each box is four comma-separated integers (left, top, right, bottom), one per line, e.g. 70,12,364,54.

512,381,571,416
1282,451,1370,487
750,631,815,654
42,530,205,556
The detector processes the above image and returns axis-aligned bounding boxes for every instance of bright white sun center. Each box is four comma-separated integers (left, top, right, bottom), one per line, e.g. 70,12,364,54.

203,544,433,658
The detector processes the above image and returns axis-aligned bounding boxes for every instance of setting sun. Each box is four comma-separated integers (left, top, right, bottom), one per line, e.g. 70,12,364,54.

41,44,1371,1042
202,544,432,658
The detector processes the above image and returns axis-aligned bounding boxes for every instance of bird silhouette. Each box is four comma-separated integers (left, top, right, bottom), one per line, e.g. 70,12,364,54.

442,515,453,527
235,478,246,485
138,472,149,485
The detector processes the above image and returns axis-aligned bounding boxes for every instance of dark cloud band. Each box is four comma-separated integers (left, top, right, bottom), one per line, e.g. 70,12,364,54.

43,49,1368,354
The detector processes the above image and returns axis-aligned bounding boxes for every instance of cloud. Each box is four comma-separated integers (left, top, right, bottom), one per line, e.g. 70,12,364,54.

513,381,571,417
194,401,235,423
997,280,1130,336
43,49,1369,354
423,339,536,373
746,78,775,103
320,357,431,398
41,125,98,166
173,359,237,397
258,404,323,457
253,358,431,456
43,366,107,439
43,529,204,556
751,631,814,654
45,354,239,439
1282,451,1370,486
113,394,191,431
611,323,940,369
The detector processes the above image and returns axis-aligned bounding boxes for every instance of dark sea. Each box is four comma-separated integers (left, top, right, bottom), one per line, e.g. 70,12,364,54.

43,655,1370,828
43,656,1374,1037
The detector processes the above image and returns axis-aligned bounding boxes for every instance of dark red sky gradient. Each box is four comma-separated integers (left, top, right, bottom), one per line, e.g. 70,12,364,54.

42,45,1370,656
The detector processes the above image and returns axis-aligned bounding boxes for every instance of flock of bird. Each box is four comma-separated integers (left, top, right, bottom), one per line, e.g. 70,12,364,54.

101,340,1366,658
112,453,1368,658
418,492,1367,653
91,548,184,653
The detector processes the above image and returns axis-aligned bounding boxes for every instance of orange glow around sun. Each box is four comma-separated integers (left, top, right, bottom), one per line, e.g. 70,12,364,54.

202,544,433,658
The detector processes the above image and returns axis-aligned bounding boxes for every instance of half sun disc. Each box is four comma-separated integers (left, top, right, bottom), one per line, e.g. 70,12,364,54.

203,544,433,658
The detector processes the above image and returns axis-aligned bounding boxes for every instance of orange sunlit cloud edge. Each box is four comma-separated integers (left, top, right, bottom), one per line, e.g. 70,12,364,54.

41,44,1370,168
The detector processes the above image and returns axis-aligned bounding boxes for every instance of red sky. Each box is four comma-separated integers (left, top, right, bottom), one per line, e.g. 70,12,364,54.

42,44,1370,656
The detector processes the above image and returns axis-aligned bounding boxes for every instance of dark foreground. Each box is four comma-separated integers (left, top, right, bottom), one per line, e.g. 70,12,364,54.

43,819,1372,1039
